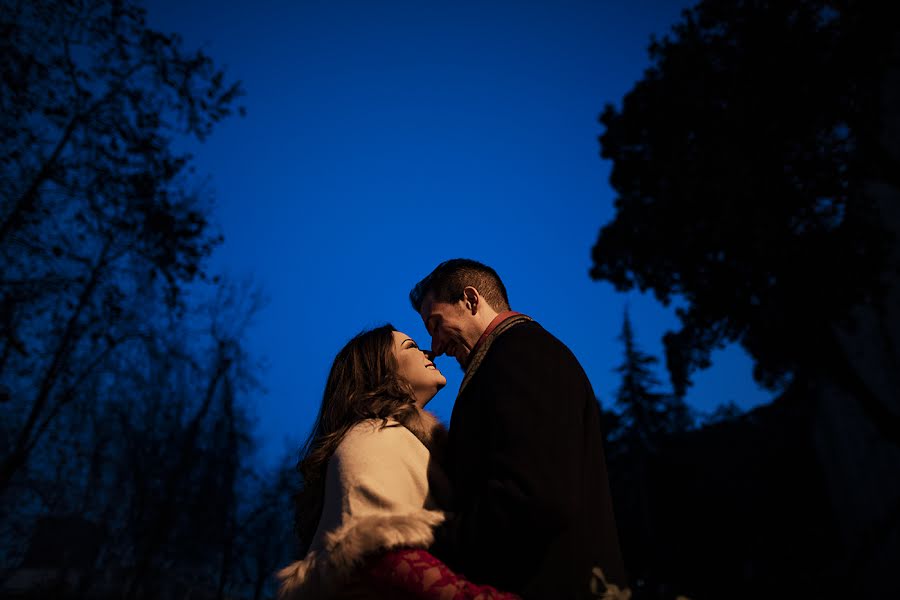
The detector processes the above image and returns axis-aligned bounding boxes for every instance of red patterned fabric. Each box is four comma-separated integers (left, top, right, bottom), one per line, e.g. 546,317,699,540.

367,548,521,600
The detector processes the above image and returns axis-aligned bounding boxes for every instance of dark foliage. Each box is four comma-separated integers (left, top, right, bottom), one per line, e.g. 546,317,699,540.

0,1,295,598
594,2,900,597
592,0,898,395
0,0,244,495
607,383,845,600
611,308,690,452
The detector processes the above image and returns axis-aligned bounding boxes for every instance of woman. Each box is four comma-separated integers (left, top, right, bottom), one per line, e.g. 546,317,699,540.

277,324,518,599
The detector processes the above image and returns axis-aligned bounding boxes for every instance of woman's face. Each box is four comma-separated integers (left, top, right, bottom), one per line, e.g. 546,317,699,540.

392,330,446,407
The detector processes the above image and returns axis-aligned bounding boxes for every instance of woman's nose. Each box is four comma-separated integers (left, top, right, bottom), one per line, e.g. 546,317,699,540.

423,349,438,360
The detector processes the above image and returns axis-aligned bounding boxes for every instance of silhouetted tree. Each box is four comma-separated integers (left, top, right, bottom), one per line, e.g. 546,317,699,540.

0,280,268,598
591,0,897,400
593,3,900,596
0,1,275,597
703,400,744,425
612,308,689,452
0,0,243,494
614,309,668,448
608,309,691,595
118,282,264,599
232,451,302,600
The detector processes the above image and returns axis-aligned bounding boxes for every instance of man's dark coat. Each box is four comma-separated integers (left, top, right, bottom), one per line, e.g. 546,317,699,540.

432,319,626,599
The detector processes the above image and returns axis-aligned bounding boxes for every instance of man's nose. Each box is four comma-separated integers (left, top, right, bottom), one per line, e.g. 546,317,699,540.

427,332,445,356
424,348,440,360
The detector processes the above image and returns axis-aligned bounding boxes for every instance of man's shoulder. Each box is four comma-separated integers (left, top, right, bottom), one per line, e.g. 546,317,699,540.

490,319,573,358
492,318,544,343
474,320,588,386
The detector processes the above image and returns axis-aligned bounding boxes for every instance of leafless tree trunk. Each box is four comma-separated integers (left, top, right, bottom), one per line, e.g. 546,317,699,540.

124,345,231,599
0,239,111,494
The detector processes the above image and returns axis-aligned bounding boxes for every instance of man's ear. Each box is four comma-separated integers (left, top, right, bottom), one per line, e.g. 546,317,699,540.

463,286,479,314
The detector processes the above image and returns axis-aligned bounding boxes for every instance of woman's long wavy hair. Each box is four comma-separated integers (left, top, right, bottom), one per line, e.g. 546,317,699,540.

293,324,420,550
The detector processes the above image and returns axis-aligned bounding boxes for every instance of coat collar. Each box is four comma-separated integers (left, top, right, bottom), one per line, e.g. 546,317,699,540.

458,312,533,397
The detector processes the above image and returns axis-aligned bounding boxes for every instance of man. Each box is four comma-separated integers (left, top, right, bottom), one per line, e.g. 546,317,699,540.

410,259,628,599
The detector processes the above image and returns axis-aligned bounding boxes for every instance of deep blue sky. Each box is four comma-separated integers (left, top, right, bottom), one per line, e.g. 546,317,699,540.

147,0,772,464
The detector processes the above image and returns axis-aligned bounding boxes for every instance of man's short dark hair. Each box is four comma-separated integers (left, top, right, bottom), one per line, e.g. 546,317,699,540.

410,259,511,313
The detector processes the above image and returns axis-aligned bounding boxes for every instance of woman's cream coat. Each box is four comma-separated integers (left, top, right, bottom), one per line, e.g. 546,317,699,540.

277,414,450,599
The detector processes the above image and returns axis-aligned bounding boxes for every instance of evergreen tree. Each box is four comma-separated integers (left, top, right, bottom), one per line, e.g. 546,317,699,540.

613,308,689,451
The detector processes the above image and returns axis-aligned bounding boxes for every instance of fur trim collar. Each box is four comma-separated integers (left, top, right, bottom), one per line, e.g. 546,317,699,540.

401,408,448,463
277,509,445,599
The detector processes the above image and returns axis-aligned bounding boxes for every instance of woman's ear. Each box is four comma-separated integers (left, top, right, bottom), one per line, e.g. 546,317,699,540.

463,286,479,314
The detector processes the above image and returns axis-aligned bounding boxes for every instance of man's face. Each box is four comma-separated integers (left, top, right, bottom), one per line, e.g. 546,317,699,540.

419,292,483,369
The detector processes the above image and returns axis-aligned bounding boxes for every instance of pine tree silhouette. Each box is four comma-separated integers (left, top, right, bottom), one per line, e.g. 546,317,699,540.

613,308,689,452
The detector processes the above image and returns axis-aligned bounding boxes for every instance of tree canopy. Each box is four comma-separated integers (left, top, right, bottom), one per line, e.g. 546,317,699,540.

592,0,898,395
1,0,244,492
0,2,297,597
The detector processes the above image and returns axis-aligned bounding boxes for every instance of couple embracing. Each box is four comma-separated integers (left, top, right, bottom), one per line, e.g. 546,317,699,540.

278,259,628,599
